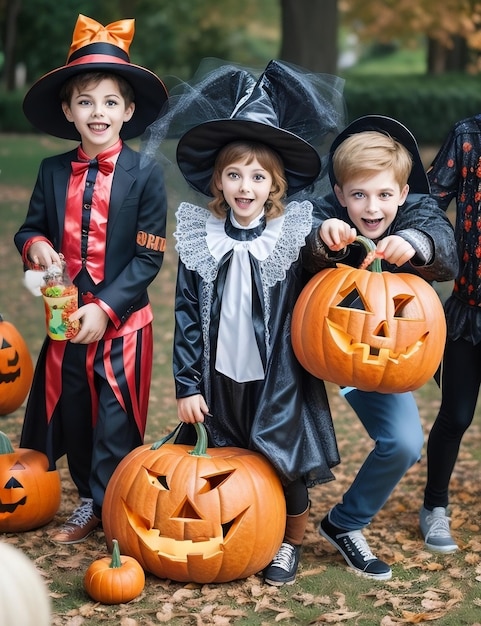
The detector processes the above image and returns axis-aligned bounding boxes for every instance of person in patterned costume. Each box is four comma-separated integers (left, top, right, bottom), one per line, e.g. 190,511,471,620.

420,116,481,552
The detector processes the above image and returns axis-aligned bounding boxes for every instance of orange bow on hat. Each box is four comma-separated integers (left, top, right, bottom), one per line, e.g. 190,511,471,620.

23,13,168,141
68,14,135,61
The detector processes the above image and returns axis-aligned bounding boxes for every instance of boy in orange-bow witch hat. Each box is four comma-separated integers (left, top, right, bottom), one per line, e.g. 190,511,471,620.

14,14,168,544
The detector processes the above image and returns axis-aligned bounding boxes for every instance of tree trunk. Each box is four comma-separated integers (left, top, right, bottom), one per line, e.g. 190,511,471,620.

3,0,22,91
427,36,469,74
280,0,338,74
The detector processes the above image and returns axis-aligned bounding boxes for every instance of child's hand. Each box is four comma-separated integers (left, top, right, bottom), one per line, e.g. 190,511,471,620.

319,219,357,252
68,303,109,344
177,395,210,424
376,235,415,267
28,241,61,269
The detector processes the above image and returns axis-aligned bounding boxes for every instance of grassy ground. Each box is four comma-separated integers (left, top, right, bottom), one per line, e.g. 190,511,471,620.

1,135,481,625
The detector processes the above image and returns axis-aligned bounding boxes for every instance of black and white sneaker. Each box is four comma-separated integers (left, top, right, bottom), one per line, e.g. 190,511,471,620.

264,542,301,586
319,513,392,580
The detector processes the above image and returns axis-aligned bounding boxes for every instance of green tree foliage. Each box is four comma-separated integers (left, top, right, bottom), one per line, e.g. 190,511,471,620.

3,0,281,90
341,0,481,73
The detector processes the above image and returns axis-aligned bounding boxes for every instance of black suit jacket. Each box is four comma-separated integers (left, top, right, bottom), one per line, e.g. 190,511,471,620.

14,143,167,327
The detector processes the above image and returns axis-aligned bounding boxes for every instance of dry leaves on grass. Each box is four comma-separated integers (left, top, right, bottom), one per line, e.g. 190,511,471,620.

2,380,481,626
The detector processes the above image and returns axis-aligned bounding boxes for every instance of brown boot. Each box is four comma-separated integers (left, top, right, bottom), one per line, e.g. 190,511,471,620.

284,506,310,546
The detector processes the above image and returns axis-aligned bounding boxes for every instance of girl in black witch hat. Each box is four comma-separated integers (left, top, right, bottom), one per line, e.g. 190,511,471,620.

145,58,345,585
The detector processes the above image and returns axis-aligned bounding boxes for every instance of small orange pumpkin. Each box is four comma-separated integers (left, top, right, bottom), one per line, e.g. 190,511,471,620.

84,539,145,604
0,431,61,531
0,314,34,415
103,423,286,583
292,238,447,393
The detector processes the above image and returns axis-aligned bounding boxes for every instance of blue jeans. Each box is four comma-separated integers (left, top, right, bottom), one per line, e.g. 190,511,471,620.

329,388,424,530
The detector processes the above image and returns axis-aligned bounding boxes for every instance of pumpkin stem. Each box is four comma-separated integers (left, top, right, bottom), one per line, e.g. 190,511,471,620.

0,431,14,454
189,423,211,458
150,423,182,450
355,236,383,273
110,539,122,569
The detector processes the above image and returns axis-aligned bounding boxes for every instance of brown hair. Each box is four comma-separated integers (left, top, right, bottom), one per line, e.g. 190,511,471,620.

59,71,135,107
208,140,287,219
333,130,413,189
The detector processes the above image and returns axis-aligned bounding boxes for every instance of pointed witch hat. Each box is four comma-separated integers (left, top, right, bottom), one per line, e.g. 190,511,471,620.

328,115,430,194
175,59,345,196
23,14,168,140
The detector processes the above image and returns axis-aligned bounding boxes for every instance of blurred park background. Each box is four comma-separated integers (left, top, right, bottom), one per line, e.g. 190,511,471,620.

2,3,481,623
2,0,481,144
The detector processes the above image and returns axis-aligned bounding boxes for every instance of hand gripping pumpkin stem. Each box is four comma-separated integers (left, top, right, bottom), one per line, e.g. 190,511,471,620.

189,423,211,458
356,236,383,272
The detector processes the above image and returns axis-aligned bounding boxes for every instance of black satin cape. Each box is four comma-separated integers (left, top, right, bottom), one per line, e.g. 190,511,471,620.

173,202,340,487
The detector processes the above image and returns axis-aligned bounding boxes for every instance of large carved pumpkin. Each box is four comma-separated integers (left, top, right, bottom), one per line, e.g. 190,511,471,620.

0,314,34,416
0,431,61,532
292,241,447,393
103,424,286,583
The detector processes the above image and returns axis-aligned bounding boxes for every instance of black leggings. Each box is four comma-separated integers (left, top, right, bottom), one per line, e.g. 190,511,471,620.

284,477,309,516
424,337,481,508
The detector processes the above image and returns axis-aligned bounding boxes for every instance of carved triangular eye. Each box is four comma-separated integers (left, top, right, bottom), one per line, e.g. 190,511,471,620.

9,462,25,471
337,285,368,311
198,471,234,494
393,294,416,318
146,468,169,490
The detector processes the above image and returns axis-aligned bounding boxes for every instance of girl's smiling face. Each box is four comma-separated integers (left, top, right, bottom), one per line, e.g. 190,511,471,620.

334,169,409,240
218,156,273,226
61,77,135,157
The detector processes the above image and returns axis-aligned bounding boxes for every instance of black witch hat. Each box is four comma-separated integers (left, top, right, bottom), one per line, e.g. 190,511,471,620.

143,58,345,197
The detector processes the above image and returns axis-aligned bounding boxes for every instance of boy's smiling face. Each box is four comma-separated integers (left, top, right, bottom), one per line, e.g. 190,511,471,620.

61,77,135,157
334,168,409,240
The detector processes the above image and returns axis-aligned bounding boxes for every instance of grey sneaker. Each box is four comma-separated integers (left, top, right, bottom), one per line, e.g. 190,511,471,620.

419,506,458,553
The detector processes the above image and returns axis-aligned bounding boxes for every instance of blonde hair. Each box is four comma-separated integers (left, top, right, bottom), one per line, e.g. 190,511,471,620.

208,140,287,219
333,130,413,188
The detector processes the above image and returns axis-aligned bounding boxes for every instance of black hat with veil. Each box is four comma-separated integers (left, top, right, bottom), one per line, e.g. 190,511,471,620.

141,57,346,197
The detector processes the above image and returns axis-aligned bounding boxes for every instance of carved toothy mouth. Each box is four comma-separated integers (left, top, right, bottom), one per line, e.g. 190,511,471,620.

121,499,246,560
327,320,427,365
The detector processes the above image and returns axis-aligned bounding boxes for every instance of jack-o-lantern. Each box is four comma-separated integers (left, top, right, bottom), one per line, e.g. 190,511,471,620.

0,314,34,416
292,238,447,393
0,431,61,532
103,423,286,584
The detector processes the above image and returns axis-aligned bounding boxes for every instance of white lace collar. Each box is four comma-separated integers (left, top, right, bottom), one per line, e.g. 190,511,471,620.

174,200,314,287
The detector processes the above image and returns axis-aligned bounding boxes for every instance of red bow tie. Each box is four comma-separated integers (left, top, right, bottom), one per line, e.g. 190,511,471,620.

71,157,114,177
